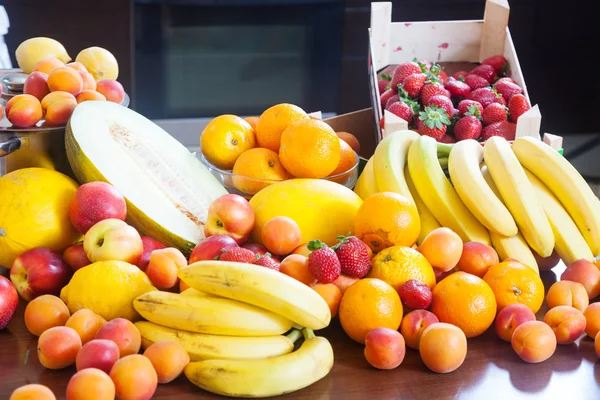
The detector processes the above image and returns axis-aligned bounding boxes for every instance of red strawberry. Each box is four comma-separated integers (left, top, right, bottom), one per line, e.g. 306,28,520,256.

458,100,484,117
252,253,280,271
445,78,471,98
469,64,496,83
402,73,427,98
417,106,450,140
454,116,482,141
481,55,507,74
333,236,371,278
398,279,432,309
379,117,385,129
482,103,508,125
496,77,515,85
508,94,530,122
421,83,448,105
219,247,255,263
464,74,489,90
452,70,468,81
439,135,457,144
427,95,453,118
387,101,414,123
307,240,341,283
385,94,400,109
378,79,390,94
380,89,395,109
494,80,522,102
391,62,422,90
438,69,449,85
481,120,516,141
467,87,503,107
418,59,432,70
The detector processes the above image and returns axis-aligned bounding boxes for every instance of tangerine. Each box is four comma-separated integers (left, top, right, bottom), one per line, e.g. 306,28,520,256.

256,103,308,152
201,115,256,170
232,148,290,195
483,260,544,313
243,116,259,132
337,131,360,153
368,246,436,291
329,138,357,184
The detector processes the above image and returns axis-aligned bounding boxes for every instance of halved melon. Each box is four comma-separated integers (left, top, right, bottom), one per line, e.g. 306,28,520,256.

65,101,227,254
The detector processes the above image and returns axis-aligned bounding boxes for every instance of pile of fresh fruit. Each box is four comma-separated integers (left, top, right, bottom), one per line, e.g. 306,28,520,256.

378,55,531,143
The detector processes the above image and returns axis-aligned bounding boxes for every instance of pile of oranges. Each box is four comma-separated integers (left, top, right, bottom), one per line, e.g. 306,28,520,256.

200,103,360,195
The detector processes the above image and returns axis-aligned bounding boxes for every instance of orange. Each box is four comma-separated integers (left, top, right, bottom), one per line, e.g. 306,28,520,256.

201,115,256,170
256,103,308,152
354,192,420,253
483,260,544,313
368,246,436,291
430,271,497,338
339,278,403,344
232,148,290,195
244,116,259,132
329,138,357,184
337,131,360,154
279,119,341,178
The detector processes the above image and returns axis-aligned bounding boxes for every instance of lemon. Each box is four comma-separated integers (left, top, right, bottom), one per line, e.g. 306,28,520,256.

16,37,71,74
75,47,119,81
60,261,156,321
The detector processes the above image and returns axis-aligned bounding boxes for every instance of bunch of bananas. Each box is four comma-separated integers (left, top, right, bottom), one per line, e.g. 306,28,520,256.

356,132,600,272
133,260,333,398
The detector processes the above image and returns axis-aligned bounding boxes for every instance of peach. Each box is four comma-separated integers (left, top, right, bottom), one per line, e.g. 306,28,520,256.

9,384,56,400
511,320,557,363
143,340,190,383
110,354,158,400
96,79,125,103
419,322,467,373
33,56,64,75
560,259,600,299
76,89,106,103
456,241,499,278
596,331,600,357
400,309,439,349
146,247,187,290
546,280,589,312
65,309,107,344
48,67,83,95
312,283,342,318
37,326,82,369
45,97,77,126
332,274,360,294
78,70,97,91
543,305,586,345
533,249,561,271
23,71,50,101
4,94,43,128
364,327,406,370
280,254,317,286
418,228,463,272
292,243,311,257
95,317,141,357
494,303,536,342
583,302,600,338
41,91,76,111
24,294,70,336
66,368,115,400
76,339,120,374
67,62,88,72
63,243,92,271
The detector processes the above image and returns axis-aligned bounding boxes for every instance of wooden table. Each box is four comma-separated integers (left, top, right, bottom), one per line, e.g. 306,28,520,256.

1,267,599,400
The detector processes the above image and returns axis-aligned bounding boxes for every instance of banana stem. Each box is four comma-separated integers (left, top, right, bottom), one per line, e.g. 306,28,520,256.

286,329,303,343
302,329,316,340
437,142,453,157
292,324,303,330
439,157,449,169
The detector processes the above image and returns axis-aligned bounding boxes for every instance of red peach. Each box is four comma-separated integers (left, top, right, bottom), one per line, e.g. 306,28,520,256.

561,259,600,299
143,340,190,383
109,354,158,400
543,305,586,345
76,339,120,374
419,322,467,373
583,302,600,338
24,294,70,336
546,280,589,312
96,79,125,103
69,181,127,234
146,247,187,290
63,243,91,271
494,303,536,342
23,71,50,101
95,317,141,357
37,326,82,369
456,241,499,277
66,368,115,400
400,309,439,349
511,320,557,363
364,327,406,369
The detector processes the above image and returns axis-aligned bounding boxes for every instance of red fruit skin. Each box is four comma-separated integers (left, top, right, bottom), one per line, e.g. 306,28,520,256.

481,55,507,73
508,94,531,123
387,101,414,123
385,94,400,110
402,73,427,98
137,236,166,271
438,69,449,85
391,62,422,90
308,248,341,284
398,279,433,309
427,95,454,118
417,119,446,141
63,243,91,272
252,255,280,271
467,88,503,107
335,237,371,278
379,117,385,129
380,89,396,109
439,135,457,144
189,235,238,263
69,181,127,234
464,74,489,90
0,276,18,330
10,248,72,301
458,100,484,117
219,247,255,263
493,80,522,102
445,78,471,98
452,71,468,80
481,121,517,141
469,64,496,83
496,77,516,85
378,80,390,94
421,83,448,105
454,116,482,141
242,243,281,262
482,103,508,125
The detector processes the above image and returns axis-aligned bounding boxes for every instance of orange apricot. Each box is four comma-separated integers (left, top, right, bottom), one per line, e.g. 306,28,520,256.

511,320,556,363
292,243,311,257
41,91,76,111
143,341,190,384
9,384,56,400
4,94,43,128
456,241,499,278
583,302,600,338
66,368,115,400
24,294,70,336
76,90,106,103
400,309,439,350
419,322,467,373
48,67,83,95
418,228,463,272
546,280,589,312
45,97,77,126
494,303,535,342
146,247,188,290
312,283,342,317
37,326,82,369
23,71,50,101
67,62,88,72
279,254,316,286
110,354,158,400
65,309,107,344
261,216,301,256
78,70,97,91
95,318,141,357
543,305,586,345
96,79,125,103
364,327,406,369
33,56,64,75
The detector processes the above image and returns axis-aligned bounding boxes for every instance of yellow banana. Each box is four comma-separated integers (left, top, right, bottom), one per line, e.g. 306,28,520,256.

405,165,441,245
448,139,518,237
354,157,378,200
179,261,331,330
512,136,600,256
482,137,554,257
133,290,293,336
184,329,333,398
407,135,490,244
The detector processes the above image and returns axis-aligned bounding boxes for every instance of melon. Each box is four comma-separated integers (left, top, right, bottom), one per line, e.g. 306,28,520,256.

65,101,228,254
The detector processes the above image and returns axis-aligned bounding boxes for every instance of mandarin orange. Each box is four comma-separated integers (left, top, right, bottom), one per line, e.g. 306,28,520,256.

329,138,358,184
368,246,436,291
337,131,360,154
256,103,308,152
232,148,290,195
201,114,256,170
483,260,544,313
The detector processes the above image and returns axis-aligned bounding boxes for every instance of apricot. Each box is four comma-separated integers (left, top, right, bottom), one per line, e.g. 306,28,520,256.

511,320,556,363
546,280,589,312
65,309,107,344
400,309,439,349
48,67,84,95
280,254,317,286
33,56,64,75
332,273,360,294
23,71,50,101
364,327,406,370
41,91,76,111
456,242,499,278
110,354,158,400
180,279,190,293
5,94,43,128
95,317,141,357
419,322,467,373
76,339,120,374
313,283,342,318
494,303,536,342
77,70,97,91
146,247,188,290
67,62,88,72
595,331,600,357
143,340,190,383
543,305,586,345
96,79,125,103
560,259,600,299
45,97,77,126
418,228,463,272
337,131,361,154
76,89,106,104
584,302,600,338
66,368,115,400
292,243,311,257
37,326,82,369
24,294,70,336
9,384,56,400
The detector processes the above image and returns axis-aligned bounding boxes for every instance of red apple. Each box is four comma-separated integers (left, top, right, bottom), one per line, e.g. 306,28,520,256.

0,276,18,330
137,236,166,271
204,194,255,244
63,243,91,271
10,248,72,301
533,249,561,271
83,219,143,264
69,181,127,234
189,235,238,264
242,243,281,262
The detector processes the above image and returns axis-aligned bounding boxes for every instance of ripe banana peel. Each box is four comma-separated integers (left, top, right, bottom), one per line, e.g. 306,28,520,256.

405,165,441,245
354,156,378,200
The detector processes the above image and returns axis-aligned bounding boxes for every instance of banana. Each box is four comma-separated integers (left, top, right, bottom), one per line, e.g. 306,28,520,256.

407,135,490,245
180,288,210,297
405,165,441,245
133,290,293,336
354,156,378,200
184,329,333,398
179,261,331,330
373,130,420,202
482,137,554,257
135,321,299,361
448,139,518,236
512,136,600,256
524,169,594,265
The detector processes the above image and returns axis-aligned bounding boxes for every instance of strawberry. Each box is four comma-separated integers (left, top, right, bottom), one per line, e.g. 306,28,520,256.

219,247,255,263
427,95,454,118
469,64,496,83
439,69,449,85
417,106,450,140
454,116,482,141
387,101,414,124
467,87,503,107
421,83,448,105
417,59,432,71
445,78,471,98
482,103,508,125
333,235,371,278
439,134,457,144
380,89,395,109
391,62,422,90
385,94,400,109
495,77,515,85
402,73,427,98
398,279,432,309
464,74,489,90
378,79,390,94
481,120,516,141
252,253,280,271
508,94,530,123
452,70,468,81
458,100,484,117
307,240,341,283
494,80,522,102
481,55,507,74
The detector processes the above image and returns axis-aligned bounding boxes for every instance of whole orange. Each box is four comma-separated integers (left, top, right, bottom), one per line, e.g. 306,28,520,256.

338,278,403,344
243,116,259,132
483,260,544,313
201,115,256,170
329,138,358,184
279,119,341,178
336,131,360,153
256,103,308,152
232,148,290,195
368,246,436,291
430,271,497,338
354,192,420,253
